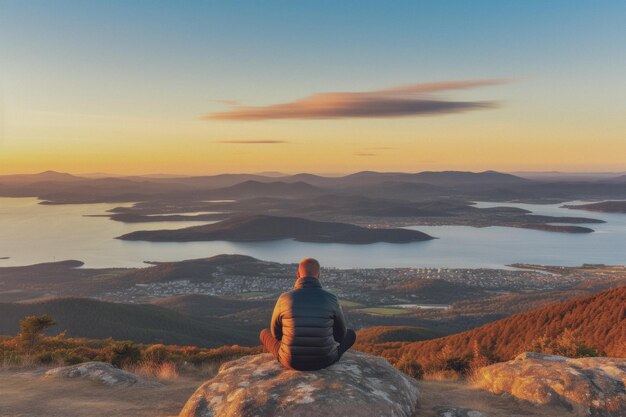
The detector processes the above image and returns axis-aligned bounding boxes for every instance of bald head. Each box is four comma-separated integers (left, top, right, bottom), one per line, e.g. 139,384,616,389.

298,257,320,279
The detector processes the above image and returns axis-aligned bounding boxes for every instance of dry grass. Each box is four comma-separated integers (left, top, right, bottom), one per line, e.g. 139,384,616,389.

422,370,462,381
125,361,179,382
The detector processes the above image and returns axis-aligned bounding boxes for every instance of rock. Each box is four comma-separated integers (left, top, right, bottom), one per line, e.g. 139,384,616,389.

433,406,489,417
43,361,161,388
474,353,626,417
179,351,419,417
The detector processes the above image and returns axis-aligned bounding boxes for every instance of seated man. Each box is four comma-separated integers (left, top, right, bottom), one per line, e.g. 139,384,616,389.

260,258,356,371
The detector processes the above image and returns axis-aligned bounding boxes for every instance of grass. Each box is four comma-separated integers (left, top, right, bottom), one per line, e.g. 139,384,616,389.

355,307,407,316
340,300,363,307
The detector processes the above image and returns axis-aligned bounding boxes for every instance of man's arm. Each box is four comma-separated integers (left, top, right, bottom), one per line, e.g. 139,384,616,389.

333,298,347,342
270,295,283,340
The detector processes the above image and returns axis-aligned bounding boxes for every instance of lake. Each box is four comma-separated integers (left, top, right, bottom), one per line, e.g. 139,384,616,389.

0,197,624,269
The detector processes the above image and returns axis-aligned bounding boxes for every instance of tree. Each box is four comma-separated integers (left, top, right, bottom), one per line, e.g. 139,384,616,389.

18,314,56,353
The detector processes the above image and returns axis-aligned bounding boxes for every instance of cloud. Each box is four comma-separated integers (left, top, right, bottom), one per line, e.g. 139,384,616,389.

206,78,510,121
217,140,287,144
355,152,377,157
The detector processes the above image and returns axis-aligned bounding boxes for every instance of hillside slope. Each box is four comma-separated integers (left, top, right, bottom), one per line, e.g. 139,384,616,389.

360,286,626,365
0,297,258,347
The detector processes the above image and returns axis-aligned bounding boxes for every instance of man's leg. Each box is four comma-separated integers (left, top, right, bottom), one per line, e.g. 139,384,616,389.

337,329,357,357
259,328,281,359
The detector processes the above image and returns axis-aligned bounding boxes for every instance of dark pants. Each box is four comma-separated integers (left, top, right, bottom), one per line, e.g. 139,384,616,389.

259,328,357,366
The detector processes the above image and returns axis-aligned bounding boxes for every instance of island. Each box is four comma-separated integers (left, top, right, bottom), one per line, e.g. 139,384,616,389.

518,224,595,233
562,200,626,213
116,215,434,244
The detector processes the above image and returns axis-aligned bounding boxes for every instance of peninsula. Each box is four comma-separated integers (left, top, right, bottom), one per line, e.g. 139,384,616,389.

562,200,626,213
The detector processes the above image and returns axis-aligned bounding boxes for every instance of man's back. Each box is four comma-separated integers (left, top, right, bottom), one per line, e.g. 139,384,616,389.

271,276,346,371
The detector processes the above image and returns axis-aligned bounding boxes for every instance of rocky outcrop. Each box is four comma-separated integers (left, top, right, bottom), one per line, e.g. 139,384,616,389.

474,352,626,416
179,351,419,417
43,361,161,388
433,406,488,417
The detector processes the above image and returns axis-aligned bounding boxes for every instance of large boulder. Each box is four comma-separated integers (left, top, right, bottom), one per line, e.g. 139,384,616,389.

43,361,161,388
474,352,626,417
179,351,420,417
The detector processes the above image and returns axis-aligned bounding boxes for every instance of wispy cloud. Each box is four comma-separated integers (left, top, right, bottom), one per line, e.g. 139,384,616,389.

217,140,287,144
206,78,510,121
355,152,377,157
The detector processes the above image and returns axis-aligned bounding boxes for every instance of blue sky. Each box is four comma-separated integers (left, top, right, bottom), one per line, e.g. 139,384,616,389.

1,1,625,174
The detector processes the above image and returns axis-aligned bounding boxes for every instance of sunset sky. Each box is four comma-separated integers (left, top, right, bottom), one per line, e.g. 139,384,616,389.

1,1,625,175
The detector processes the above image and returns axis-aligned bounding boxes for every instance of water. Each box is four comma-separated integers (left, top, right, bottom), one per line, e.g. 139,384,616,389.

0,197,624,269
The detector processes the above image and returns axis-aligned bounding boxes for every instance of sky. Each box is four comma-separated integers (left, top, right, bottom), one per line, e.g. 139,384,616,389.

1,1,626,175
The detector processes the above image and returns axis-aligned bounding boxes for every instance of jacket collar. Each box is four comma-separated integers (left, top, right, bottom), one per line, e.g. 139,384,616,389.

294,276,322,289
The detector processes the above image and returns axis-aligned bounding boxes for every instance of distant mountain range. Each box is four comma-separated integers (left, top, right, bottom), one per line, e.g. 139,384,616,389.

117,215,434,243
2,169,626,205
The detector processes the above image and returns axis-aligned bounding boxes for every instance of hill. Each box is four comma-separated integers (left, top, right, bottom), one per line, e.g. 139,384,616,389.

209,180,323,198
0,170,83,183
356,326,445,343
359,285,626,367
151,294,271,318
0,297,258,347
117,215,434,243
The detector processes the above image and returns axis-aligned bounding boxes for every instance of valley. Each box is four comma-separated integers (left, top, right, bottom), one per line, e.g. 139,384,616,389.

1,256,624,346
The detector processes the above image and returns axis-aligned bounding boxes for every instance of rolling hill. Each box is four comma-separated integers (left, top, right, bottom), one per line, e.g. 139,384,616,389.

0,297,259,347
361,285,626,365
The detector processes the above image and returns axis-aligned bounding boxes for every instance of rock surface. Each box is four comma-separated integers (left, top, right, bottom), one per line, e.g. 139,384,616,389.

179,351,420,417
474,352,626,417
43,361,161,388
433,406,489,417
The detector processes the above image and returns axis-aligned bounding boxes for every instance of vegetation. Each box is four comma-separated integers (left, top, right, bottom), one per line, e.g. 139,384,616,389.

1,316,261,375
528,329,599,358
356,326,444,343
1,285,623,383
17,314,56,353
357,286,625,378
355,307,407,316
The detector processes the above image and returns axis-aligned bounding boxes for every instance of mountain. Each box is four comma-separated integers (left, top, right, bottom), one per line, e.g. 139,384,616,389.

0,171,83,184
412,170,530,186
106,254,286,290
375,286,626,366
0,297,258,347
344,181,448,200
210,180,324,198
334,170,529,187
608,174,626,183
117,215,435,243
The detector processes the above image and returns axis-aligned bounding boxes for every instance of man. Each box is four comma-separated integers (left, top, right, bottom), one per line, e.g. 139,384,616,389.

259,258,357,371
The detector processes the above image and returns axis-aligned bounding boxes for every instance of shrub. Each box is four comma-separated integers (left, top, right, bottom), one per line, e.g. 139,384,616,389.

106,341,141,367
529,329,600,358
395,357,424,379
18,314,56,353
143,344,169,364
